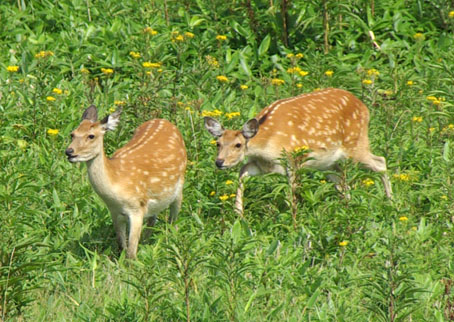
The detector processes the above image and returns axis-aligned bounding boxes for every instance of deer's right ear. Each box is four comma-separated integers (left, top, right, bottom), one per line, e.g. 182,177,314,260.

241,118,259,139
204,117,225,137
82,105,98,122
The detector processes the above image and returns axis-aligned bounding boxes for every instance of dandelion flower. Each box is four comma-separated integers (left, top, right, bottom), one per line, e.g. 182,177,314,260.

413,33,424,40
7,65,19,72
46,96,56,102
295,53,304,59
47,129,59,135
225,112,240,119
325,70,334,77
129,51,141,59
216,35,227,41
229,193,236,198
174,35,184,42
294,145,309,153
114,100,126,105
216,75,228,83
35,50,54,59
185,32,195,38
449,11,454,18
362,79,373,85
399,216,408,221
406,80,414,86
298,70,309,77
441,195,448,200
362,178,375,186
143,62,161,68
339,241,349,247
52,88,63,95
209,191,216,197
219,194,229,201
271,78,285,86
81,68,90,74
210,139,217,145
101,68,114,75
296,83,303,88
412,116,423,123
367,68,379,76
206,55,220,68
143,27,158,35
240,85,248,90
225,180,234,185
286,53,294,58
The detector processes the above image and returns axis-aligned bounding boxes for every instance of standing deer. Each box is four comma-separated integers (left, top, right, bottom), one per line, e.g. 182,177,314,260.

204,88,392,216
66,105,187,259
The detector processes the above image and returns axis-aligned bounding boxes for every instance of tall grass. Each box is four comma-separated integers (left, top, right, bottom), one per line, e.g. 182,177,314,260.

1,0,454,320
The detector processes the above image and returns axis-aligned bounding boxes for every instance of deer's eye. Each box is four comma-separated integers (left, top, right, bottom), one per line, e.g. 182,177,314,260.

216,142,220,148
88,134,95,139
235,143,242,148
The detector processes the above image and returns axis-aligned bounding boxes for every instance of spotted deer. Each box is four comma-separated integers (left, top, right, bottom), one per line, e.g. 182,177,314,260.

205,88,392,216
66,106,187,259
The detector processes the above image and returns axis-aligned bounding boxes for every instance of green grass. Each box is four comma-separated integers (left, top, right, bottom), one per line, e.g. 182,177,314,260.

1,0,454,320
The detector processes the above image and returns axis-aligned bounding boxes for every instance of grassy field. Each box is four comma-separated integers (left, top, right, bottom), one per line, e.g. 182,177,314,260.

1,0,454,320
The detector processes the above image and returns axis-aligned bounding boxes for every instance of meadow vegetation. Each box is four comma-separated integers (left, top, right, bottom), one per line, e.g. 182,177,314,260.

1,0,454,320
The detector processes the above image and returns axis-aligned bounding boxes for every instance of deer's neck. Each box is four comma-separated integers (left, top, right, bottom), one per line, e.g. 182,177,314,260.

86,148,116,202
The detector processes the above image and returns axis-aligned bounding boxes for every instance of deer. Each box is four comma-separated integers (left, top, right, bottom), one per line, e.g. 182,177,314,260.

204,88,392,218
66,105,187,259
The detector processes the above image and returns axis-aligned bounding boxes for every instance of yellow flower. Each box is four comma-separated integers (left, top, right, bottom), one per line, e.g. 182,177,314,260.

129,51,141,59
240,85,248,90
429,127,435,133
81,68,90,74
202,109,223,117
399,216,408,222
52,88,63,95
271,78,285,86
325,70,334,77
143,27,158,35
295,53,304,59
413,33,424,40
432,99,441,106
7,65,19,72
206,55,219,68
210,139,217,145
109,107,116,113
184,32,195,38
367,68,379,76
320,180,326,184
47,129,59,135
362,79,373,85
426,96,437,101
229,193,236,198
294,145,309,153
216,35,227,41
219,194,229,201
412,116,423,123
296,83,303,88
286,53,294,58
142,62,161,68
174,35,184,42
225,112,240,119
101,68,114,75
185,106,192,112
449,11,454,18
114,100,126,105
298,70,309,77
35,50,54,59
362,178,375,186
46,96,56,101
393,173,410,181
225,180,234,185
216,75,228,83
209,191,216,196
441,195,448,200
406,80,414,86
339,241,349,247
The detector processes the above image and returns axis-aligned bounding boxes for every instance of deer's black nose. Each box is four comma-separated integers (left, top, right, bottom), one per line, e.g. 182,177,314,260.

215,159,224,168
65,148,74,156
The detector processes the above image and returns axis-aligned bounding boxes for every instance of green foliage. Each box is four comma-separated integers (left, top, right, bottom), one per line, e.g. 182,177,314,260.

1,0,454,320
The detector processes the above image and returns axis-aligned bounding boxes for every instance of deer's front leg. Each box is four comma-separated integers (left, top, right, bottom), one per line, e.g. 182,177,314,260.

235,161,262,216
126,211,145,259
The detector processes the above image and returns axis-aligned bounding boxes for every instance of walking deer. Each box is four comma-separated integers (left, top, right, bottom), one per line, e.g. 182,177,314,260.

205,88,392,216
66,105,187,259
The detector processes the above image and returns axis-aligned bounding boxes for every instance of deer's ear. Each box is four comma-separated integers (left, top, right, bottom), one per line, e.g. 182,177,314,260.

241,118,258,139
82,105,98,122
100,107,122,131
204,117,225,137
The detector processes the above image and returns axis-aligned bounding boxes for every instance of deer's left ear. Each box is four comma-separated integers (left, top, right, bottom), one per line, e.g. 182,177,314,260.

241,118,259,139
82,105,98,122
101,107,122,131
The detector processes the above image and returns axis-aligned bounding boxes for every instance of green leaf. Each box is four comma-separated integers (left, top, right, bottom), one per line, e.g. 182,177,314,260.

258,34,271,57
